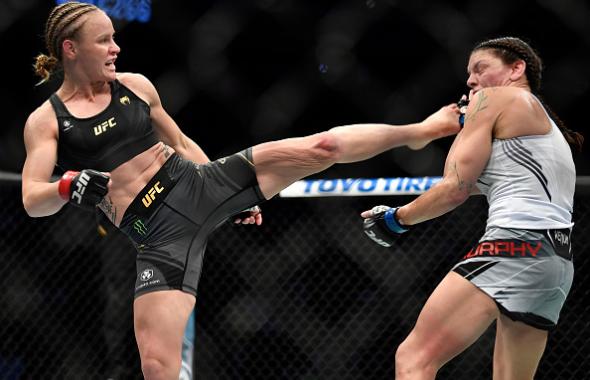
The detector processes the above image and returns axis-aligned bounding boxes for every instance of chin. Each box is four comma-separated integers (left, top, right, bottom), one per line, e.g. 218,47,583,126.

105,72,117,82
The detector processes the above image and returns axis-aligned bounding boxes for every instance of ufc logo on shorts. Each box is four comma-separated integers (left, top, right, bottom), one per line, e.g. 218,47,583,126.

364,230,392,247
71,172,90,204
142,181,165,207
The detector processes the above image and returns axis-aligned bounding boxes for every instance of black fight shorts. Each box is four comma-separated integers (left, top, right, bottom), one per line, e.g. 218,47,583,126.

119,150,265,298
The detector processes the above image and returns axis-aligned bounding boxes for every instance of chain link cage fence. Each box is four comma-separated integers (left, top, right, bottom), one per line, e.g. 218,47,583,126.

1,176,589,380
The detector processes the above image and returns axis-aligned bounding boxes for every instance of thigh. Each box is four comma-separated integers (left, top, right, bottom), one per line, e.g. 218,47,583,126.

134,290,196,367
252,132,338,199
493,314,548,380
403,271,499,368
193,150,266,220
131,202,203,296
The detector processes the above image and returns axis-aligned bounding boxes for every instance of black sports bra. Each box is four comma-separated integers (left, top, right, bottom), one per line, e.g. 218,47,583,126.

50,80,158,172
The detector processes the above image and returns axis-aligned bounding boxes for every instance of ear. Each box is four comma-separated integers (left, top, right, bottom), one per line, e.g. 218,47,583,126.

510,59,526,81
62,39,77,60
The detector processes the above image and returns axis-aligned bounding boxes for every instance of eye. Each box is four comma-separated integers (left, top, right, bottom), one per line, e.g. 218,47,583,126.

473,66,483,75
100,34,115,43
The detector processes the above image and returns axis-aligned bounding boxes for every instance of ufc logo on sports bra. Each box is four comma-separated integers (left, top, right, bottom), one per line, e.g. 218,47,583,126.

94,117,117,136
142,181,164,207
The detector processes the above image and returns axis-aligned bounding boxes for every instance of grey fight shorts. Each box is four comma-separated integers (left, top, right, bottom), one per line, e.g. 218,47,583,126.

452,227,574,330
119,150,266,298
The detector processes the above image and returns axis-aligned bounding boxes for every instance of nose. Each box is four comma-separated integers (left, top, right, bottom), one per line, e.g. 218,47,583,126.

466,73,477,89
111,41,120,55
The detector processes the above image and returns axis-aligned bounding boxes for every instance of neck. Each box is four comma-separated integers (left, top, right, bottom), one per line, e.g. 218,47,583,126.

60,73,110,102
505,77,531,91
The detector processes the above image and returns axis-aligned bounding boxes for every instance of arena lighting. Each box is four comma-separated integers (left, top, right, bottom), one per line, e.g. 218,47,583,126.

55,0,151,22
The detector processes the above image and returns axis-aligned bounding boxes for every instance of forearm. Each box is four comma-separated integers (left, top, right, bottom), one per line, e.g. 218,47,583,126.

396,178,469,226
329,122,427,163
22,181,67,217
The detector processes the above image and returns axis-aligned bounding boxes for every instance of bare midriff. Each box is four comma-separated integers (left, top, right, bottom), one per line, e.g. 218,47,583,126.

97,141,175,227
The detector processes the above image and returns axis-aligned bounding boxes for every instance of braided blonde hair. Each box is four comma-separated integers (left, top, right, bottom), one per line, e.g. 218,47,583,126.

33,1,99,85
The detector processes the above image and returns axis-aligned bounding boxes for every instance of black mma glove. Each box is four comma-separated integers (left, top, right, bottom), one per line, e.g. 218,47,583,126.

58,169,109,211
363,205,409,247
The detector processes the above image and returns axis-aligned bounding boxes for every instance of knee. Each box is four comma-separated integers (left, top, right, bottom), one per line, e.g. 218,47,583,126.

395,340,438,379
395,341,417,375
310,131,342,163
141,355,180,380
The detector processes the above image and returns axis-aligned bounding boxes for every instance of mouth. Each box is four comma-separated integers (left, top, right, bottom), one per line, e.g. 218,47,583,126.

105,58,117,70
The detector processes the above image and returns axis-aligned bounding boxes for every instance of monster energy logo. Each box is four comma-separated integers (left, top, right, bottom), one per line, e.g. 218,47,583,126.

133,219,147,236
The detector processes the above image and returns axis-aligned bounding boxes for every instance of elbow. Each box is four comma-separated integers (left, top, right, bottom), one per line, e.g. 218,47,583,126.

22,196,39,217
23,202,36,217
21,180,63,217
22,194,46,218
21,185,35,217
446,187,470,208
438,179,470,208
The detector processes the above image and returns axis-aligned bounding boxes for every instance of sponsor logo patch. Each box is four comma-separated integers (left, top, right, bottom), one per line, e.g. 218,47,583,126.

133,219,148,236
140,269,153,281
120,96,131,105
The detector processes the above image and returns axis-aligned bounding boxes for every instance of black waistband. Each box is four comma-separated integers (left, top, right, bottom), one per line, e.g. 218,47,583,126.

543,228,573,261
122,154,179,222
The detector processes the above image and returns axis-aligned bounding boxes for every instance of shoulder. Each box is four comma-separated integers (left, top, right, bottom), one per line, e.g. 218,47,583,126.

465,87,532,125
482,88,549,137
469,87,531,110
25,100,58,139
116,72,160,106
117,72,152,87
477,87,543,116
117,72,158,95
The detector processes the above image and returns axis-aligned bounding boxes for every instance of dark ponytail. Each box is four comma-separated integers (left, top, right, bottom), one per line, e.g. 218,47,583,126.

536,95,584,152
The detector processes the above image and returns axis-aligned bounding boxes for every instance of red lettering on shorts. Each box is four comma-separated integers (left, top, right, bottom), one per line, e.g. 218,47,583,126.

495,241,511,255
462,241,543,259
464,247,478,259
480,242,495,256
511,242,527,256
527,242,542,257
